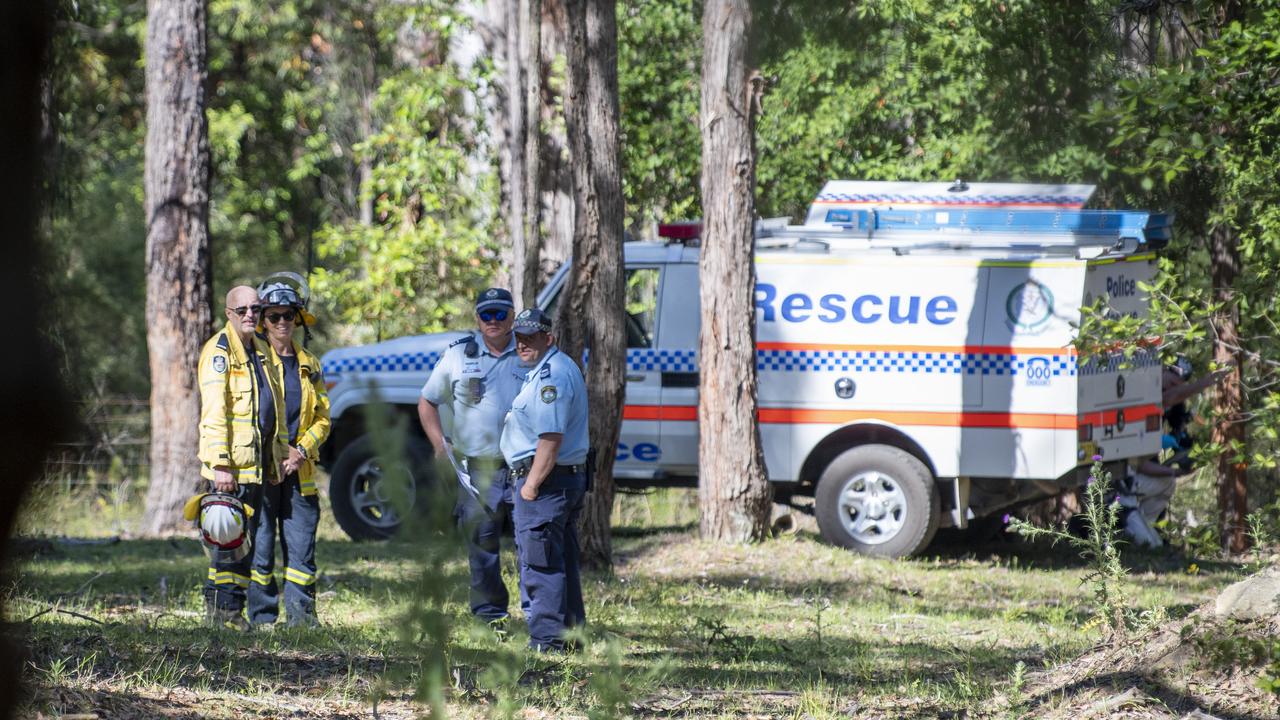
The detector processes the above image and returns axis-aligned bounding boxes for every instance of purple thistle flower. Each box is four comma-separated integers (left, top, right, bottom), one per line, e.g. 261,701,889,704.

1002,514,1011,525
1092,454,1103,462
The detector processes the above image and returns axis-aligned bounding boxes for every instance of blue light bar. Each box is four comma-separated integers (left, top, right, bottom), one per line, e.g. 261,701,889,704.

820,208,1173,247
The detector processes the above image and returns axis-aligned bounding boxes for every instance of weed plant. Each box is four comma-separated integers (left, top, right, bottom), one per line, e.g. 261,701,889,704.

362,398,459,717
1008,459,1132,636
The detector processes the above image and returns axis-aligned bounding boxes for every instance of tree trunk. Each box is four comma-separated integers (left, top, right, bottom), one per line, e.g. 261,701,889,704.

520,0,543,307
536,0,573,286
557,0,625,570
503,0,529,304
1210,221,1248,554
698,0,771,542
0,4,71,715
141,0,213,536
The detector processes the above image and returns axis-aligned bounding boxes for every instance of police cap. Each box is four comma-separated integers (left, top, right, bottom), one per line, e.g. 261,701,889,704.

475,287,515,312
513,308,553,335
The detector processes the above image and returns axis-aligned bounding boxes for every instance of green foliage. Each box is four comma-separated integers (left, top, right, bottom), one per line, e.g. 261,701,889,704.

1180,617,1280,696
1008,460,1132,636
618,0,702,230
752,0,1112,218
311,57,498,344
43,0,149,399
617,0,1115,226
1083,2,1280,525
361,396,457,717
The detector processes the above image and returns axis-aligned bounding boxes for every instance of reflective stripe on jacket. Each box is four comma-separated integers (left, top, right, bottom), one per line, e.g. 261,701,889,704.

266,341,332,496
197,321,288,483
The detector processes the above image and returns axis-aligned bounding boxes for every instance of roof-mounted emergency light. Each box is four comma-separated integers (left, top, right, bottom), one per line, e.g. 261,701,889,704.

658,222,701,243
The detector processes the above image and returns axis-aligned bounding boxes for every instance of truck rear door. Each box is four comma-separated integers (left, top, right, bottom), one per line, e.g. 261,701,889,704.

1077,255,1162,464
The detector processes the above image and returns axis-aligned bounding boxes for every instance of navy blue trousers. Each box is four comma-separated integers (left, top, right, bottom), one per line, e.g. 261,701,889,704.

512,472,586,651
457,462,515,621
204,482,262,611
247,474,320,625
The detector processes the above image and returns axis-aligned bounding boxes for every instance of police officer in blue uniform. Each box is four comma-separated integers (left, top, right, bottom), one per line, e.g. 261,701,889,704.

500,308,589,652
418,288,529,625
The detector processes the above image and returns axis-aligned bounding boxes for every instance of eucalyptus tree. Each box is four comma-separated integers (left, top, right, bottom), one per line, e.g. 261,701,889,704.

141,0,213,534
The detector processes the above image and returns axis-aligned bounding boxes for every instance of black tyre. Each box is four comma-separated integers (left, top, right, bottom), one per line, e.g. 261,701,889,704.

328,434,434,541
814,444,940,558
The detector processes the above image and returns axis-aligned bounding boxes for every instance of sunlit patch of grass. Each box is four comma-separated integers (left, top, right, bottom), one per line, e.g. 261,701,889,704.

9,485,1248,718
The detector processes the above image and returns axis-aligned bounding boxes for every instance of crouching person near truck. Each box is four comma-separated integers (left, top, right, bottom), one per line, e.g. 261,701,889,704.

1120,360,1228,547
248,275,331,627
197,285,289,630
500,308,589,652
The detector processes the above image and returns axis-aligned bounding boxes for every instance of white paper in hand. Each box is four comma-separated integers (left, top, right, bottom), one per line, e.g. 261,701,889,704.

442,437,482,504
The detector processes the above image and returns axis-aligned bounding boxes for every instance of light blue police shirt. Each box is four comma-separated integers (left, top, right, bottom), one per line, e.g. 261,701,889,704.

421,333,528,459
500,347,589,466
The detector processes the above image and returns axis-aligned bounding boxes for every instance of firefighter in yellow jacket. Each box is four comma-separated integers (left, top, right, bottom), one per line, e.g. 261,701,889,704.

198,285,288,630
248,273,331,627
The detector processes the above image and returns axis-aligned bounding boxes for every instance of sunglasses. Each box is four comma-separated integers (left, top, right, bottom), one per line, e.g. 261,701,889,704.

478,309,509,322
265,310,296,324
228,305,262,318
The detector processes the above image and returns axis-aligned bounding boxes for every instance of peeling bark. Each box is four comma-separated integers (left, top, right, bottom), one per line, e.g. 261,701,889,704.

141,0,213,536
557,0,625,570
697,0,771,542
1210,221,1248,553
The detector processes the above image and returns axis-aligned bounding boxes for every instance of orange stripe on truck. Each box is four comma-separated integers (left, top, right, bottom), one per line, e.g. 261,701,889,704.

1078,404,1162,427
623,402,1160,431
622,405,698,421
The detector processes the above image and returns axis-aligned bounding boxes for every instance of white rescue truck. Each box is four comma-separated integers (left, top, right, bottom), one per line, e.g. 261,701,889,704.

320,180,1169,557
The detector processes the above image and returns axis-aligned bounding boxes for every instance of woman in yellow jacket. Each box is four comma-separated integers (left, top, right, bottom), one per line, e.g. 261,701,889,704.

247,275,331,627
197,285,289,630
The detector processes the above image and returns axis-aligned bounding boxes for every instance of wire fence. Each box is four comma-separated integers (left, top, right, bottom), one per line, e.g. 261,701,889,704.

43,396,150,489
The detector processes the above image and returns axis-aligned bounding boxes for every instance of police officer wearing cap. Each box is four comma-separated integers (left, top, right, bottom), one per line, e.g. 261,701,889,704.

418,287,529,626
500,308,589,652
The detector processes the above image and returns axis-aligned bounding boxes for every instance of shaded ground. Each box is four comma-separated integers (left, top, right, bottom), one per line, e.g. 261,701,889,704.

5,487,1268,718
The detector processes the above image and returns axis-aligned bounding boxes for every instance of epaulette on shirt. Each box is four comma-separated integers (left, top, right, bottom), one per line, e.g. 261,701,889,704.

216,333,229,351
539,364,552,379
450,334,479,358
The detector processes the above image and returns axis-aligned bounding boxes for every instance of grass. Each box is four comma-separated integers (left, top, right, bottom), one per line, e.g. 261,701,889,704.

6,479,1250,719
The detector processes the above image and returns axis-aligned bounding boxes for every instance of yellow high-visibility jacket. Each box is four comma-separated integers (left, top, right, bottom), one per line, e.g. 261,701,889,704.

266,341,332,496
197,322,288,483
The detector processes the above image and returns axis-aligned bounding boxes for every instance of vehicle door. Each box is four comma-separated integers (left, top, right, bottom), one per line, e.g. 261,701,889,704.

615,266,665,478
653,261,700,475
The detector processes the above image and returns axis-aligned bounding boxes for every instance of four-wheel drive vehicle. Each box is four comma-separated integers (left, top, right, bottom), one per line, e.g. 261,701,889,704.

320,180,1170,557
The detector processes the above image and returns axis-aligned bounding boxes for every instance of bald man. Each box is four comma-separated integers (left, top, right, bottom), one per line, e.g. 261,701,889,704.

196,286,288,630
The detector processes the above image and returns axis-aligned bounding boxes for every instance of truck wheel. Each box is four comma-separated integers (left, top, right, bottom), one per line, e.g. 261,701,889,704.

329,434,434,541
814,444,940,558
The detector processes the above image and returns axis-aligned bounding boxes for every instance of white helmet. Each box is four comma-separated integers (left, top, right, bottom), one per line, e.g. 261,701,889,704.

184,493,253,563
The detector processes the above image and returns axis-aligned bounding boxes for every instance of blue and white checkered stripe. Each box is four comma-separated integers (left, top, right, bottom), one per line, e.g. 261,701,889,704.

1078,348,1161,376
815,193,1089,207
758,350,1075,376
324,351,443,376
627,349,697,373
625,348,1076,377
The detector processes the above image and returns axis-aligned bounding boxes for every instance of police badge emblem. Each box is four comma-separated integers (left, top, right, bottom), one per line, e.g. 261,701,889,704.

540,385,557,403
212,355,227,374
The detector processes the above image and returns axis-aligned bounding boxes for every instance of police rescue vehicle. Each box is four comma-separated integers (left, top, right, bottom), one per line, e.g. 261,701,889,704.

319,180,1168,557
